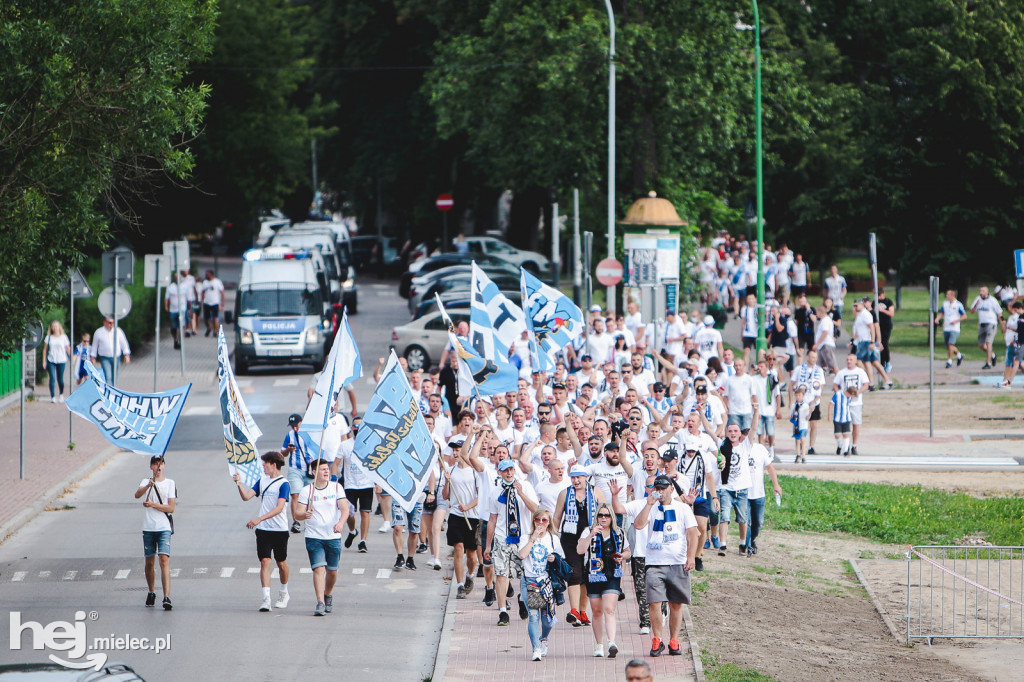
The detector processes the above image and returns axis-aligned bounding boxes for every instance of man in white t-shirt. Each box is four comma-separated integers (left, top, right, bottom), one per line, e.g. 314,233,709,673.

485,459,539,625
723,359,756,433
852,298,891,389
971,286,1003,369
739,293,760,364
164,273,190,349
693,316,724,362
934,289,966,368
1000,301,1023,388
134,456,176,610
716,397,758,555
199,269,226,337
294,459,350,616
743,442,781,556
662,310,686,360
824,265,848,317
233,450,292,611
632,474,699,657
833,352,870,455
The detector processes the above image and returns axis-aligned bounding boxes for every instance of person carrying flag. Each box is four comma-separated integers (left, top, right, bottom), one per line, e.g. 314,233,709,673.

233,450,292,612
283,413,312,533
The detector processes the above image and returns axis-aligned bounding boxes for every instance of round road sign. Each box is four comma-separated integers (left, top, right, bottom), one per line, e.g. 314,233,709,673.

596,258,624,286
22,320,44,348
435,193,454,212
97,285,133,320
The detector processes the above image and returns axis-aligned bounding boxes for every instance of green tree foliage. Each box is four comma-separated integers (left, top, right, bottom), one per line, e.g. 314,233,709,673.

0,0,215,356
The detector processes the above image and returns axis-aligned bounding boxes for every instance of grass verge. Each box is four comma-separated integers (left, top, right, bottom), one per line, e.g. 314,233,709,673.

701,649,778,682
767,475,1023,546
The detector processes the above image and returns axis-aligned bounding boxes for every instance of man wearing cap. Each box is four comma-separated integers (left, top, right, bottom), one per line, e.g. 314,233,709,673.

135,455,176,610
555,468,606,626
693,316,724,362
633,474,699,657
576,354,605,389
486,458,539,626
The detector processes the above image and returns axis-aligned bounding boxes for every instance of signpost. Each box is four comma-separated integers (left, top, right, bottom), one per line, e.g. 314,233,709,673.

436,193,454,253
20,321,43,480
145,255,171,391
101,247,134,385
928,276,940,437
63,268,93,449
163,240,190,375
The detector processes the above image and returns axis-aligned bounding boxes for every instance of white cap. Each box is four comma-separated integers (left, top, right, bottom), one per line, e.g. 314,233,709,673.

703,315,714,327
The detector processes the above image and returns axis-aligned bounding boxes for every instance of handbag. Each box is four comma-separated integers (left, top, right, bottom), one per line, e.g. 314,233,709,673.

423,493,437,512
526,579,547,610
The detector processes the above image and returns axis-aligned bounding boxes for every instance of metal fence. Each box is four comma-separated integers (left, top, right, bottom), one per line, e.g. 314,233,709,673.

906,545,1024,644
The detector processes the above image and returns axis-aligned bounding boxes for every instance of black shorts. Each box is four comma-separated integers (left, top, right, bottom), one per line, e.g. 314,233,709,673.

446,515,480,550
792,285,806,297
833,421,851,434
810,405,822,422
203,303,219,321
255,529,289,562
560,532,586,586
798,333,815,350
345,487,374,512
742,337,757,349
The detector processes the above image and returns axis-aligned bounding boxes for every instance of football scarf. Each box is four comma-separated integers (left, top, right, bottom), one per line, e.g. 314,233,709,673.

562,484,596,535
647,504,680,551
497,480,522,543
588,529,623,583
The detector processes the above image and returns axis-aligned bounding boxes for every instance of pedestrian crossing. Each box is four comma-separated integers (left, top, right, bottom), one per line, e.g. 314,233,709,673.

776,455,1021,467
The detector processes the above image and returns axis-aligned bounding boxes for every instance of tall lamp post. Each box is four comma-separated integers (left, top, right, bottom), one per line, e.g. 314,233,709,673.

747,1,766,354
602,0,616,314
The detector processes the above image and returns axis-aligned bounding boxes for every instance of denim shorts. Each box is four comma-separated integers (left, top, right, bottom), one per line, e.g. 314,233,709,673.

586,575,622,598
287,466,312,497
305,537,342,571
1006,345,1019,367
718,488,749,525
391,500,423,533
758,415,775,437
727,413,753,431
143,530,171,557
943,331,960,347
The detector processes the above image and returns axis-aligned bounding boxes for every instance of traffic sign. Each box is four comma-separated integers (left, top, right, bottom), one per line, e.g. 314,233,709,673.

98,286,132,319
595,258,624,286
1014,249,1024,278
163,240,190,273
60,268,94,298
144,254,172,287
102,246,135,286
435,193,454,212
22,320,44,348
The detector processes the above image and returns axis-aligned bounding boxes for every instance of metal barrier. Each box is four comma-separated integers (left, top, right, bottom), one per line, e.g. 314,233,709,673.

906,545,1024,644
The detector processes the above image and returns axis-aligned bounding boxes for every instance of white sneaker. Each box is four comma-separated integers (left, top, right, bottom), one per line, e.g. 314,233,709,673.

259,596,272,612
274,592,289,609
539,640,548,657
593,644,604,657
639,626,650,635
532,649,543,661
378,521,391,533
57,395,65,403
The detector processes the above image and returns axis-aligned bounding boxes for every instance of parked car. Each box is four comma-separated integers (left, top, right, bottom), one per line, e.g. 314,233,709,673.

462,236,549,272
351,236,402,273
411,290,522,320
408,268,521,315
391,306,469,371
399,253,516,298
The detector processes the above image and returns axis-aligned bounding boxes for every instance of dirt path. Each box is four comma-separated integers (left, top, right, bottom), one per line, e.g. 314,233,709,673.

862,389,1023,431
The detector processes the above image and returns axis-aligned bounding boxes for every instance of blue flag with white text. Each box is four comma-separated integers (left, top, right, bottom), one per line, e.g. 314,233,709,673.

520,268,584,369
67,362,190,456
470,262,525,360
438,294,519,395
353,351,438,513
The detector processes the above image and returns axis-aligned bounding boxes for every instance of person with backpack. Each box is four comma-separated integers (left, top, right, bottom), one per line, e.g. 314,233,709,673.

233,450,292,612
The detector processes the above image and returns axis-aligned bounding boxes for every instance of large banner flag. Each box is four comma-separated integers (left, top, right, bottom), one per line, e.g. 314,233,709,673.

470,262,525,359
67,362,190,456
301,310,361,456
437,294,518,396
217,329,263,487
520,267,585,369
353,351,437,512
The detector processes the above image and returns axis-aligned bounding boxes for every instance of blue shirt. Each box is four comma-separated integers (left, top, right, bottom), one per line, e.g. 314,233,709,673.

283,429,310,469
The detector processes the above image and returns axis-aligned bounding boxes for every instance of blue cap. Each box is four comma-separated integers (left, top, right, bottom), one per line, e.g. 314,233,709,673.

497,459,516,472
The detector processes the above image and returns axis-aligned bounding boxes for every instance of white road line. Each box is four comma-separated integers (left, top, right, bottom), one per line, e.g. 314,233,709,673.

63,571,77,581
183,406,216,416
247,405,270,414
235,380,253,388
247,567,260,574
91,570,104,577
115,569,130,580
300,568,312,575
170,569,181,578
39,571,51,578
273,378,300,387
194,567,208,575
376,569,391,580
12,571,26,582
352,568,365,575
272,568,280,578
220,567,235,578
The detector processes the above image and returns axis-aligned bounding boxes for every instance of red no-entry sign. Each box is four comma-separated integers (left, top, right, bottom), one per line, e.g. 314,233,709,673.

596,258,624,286
435,193,454,212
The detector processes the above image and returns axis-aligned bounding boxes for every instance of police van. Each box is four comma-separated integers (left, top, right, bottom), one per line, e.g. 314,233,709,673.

232,247,331,374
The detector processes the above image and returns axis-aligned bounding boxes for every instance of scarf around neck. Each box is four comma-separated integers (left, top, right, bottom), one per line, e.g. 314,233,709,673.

562,484,595,535
497,480,522,543
647,503,680,551
588,528,623,583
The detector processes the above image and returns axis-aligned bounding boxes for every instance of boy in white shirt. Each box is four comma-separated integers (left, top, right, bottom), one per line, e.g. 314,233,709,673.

790,386,810,463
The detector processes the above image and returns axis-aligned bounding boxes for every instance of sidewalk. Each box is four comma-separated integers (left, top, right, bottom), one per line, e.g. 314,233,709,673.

436,568,700,682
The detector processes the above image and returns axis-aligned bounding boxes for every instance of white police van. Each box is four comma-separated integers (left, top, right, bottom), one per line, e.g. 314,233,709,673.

232,247,331,374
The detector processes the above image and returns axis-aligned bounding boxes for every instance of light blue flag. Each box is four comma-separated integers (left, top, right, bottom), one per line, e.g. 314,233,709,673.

520,267,585,366
217,329,262,487
67,362,190,456
438,294,519,395
353,351,438,513
470,262,525,359
302,309,362,442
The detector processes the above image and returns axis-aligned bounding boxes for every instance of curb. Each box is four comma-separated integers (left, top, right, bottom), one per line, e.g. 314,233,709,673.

848,557,907,646
680,604,705,682
0,444,120,547
430,570,458,682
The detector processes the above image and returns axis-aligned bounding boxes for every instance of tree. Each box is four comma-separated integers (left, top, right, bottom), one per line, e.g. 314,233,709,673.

0,0,215,355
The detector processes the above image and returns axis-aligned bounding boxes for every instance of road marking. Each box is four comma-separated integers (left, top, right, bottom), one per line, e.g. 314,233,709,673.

376,569,391,580
170,569,181,578
63,571,77,581
248,567,260,574
39,571,51,578
272,568,280,579
235,380,253,388
300,568,312,575
194,567,208,575
183,406,216,416
352,568,365,575
12,571,26,582
91,570,104,577
273,378,299,387
220,567,235,578
115,569,130,580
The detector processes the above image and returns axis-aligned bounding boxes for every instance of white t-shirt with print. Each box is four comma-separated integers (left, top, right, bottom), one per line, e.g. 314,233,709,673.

253,475,291,532
722,439,752,492
297,481,346,540
971,296,1001,326
834,367,870,406
518,532,563,578
941,300,966,333
640,500,697,566
745,444,774,500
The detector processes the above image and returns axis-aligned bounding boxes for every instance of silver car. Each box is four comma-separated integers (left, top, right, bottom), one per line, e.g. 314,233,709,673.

391,307,469,371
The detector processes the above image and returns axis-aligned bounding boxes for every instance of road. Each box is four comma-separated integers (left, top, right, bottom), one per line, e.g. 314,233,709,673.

0,274,448,680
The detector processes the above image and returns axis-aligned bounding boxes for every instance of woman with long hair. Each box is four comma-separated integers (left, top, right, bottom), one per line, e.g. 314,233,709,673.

517,507,562,661
576,501,630,658
42,320,71,402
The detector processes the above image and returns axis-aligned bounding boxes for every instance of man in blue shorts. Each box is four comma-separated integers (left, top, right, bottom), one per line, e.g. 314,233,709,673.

134,456,176,611
294,459,350,616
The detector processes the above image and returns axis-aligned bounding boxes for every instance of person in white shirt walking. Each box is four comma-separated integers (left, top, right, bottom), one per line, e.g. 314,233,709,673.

1000,301,1023,388
833,353,870,455
934,290,966,368
42,320,71,402
134,456,176,611
91,317,131,385
293,459,351,616
823,265,848,317
852,298,891,389
164,272,189,350
233,450,292,612
971,286,1003,369
199,269,225,337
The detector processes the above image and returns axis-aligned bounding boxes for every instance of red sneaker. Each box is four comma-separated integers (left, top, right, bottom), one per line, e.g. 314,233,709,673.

650,637,665,657
567,608,580,626
579,611,592,626
668,638,682,655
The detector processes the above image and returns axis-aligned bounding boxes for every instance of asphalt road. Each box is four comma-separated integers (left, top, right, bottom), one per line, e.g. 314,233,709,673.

0,276,448,680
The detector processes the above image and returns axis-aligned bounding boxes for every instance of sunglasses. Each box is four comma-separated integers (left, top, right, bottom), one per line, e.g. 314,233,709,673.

538,411,551,416
596,513,612,519
536,518,550,524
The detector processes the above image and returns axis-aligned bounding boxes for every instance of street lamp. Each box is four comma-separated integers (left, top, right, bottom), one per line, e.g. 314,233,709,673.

602,0,616,314
738,2,766,354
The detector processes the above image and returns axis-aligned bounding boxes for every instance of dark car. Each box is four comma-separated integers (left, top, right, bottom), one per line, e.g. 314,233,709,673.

410,272,522,315
412,290,523,320
398,253,517,298
406,263,520,313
